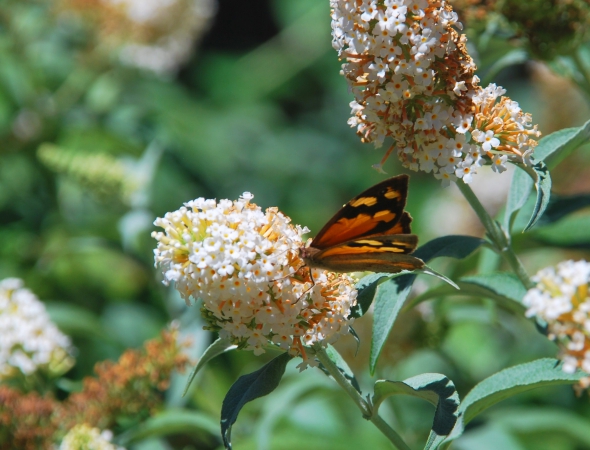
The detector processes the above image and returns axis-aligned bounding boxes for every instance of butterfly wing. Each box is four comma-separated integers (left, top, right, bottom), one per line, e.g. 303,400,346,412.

305,234,424,274
310,175,412,249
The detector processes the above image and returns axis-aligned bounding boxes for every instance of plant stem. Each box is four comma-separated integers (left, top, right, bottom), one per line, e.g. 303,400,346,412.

456,181,534,289
313,346,411,450
571,50,590,99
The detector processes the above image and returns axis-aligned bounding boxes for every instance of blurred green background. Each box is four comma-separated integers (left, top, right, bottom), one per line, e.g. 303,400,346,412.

2,0,590,449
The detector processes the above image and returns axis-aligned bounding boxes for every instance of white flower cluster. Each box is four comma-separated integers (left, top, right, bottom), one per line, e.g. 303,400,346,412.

523,260,590,377
152,193,357,367
59,424,124,450
59,0,216,75
330,0,539,184
0,278,73,380
107,0,217,74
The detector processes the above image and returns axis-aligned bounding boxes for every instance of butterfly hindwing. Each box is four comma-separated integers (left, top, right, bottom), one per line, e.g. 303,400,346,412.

305,235,424,274
311,175,411,249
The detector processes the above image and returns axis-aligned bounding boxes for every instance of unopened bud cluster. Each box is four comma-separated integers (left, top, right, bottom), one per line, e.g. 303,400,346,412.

331,0,540,184
152,194,356,368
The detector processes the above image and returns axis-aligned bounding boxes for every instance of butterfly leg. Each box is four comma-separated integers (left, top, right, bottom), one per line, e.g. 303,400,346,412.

293,266,316,305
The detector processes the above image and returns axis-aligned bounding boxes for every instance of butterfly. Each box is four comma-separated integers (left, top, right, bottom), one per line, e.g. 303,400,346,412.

299,175,424,274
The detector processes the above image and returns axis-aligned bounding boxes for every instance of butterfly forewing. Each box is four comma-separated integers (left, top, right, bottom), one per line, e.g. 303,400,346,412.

301,175,424,274
311,175,411,249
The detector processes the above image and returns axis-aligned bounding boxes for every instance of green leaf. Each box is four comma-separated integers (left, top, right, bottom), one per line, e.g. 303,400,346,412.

537,193,590,226
221,353,292,449
532,213,590,248
352,273,390,318
373,374,459,448
117,409,219,446
461,358,584,423
369,268,455,375
417,266,459,290
370,274,416,375
503,167,533,232
406,273,526,314
457,273,526,307
450,422,525,450
183,337,237,396
534,118,590,169
412,235,487,262
442,358,587,447
519,161,552,232
349,326,361,356
369,235,485,374
321,345,361,393
487,406,590,447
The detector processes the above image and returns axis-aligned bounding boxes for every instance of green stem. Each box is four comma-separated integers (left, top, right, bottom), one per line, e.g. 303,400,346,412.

571,50,590,99
456,181,534,289
313,346,411,450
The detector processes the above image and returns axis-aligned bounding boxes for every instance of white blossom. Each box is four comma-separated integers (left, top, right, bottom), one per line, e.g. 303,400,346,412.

524,260,590,380
59,424,124,450
152,193,357,367
0,278,73,380
330,0,540,183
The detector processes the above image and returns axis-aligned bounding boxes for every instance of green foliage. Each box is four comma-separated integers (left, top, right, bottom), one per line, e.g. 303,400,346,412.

363,235,486,374
373,374,459,447
221,353,292,449
1,0,590,449
406,272,527,314
117,409,220,447
183,338,237,397
441,359,587,449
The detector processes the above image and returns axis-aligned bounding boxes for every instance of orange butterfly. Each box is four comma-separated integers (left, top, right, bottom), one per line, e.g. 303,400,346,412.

299,175,424,274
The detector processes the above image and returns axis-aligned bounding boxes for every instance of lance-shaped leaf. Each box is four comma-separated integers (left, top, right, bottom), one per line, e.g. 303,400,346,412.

518,161,552,232
352,273,391,318
117,409,219,446
504,167,533,233
505,120,590,233
412,235,488,262
534,118,590,169
184,337,237,396
405,272,527,314
319,345,361,393
373,374,459,449
221,352,292,449
532,213,590,248
486,406,590,446
536,193,590,227
355,235,486,318
369,235,486,374
370,272,416,375
441,358,588,448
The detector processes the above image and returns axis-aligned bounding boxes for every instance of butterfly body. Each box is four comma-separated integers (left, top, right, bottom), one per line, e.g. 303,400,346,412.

300,175,424,274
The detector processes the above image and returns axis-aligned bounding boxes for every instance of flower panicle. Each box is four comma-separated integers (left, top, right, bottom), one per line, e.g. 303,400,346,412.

55,0,216,74
0,328,186,449
0,278,74,383
152,193,357,369
330,0,540,184
524,260,590,391
59,424,124,450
